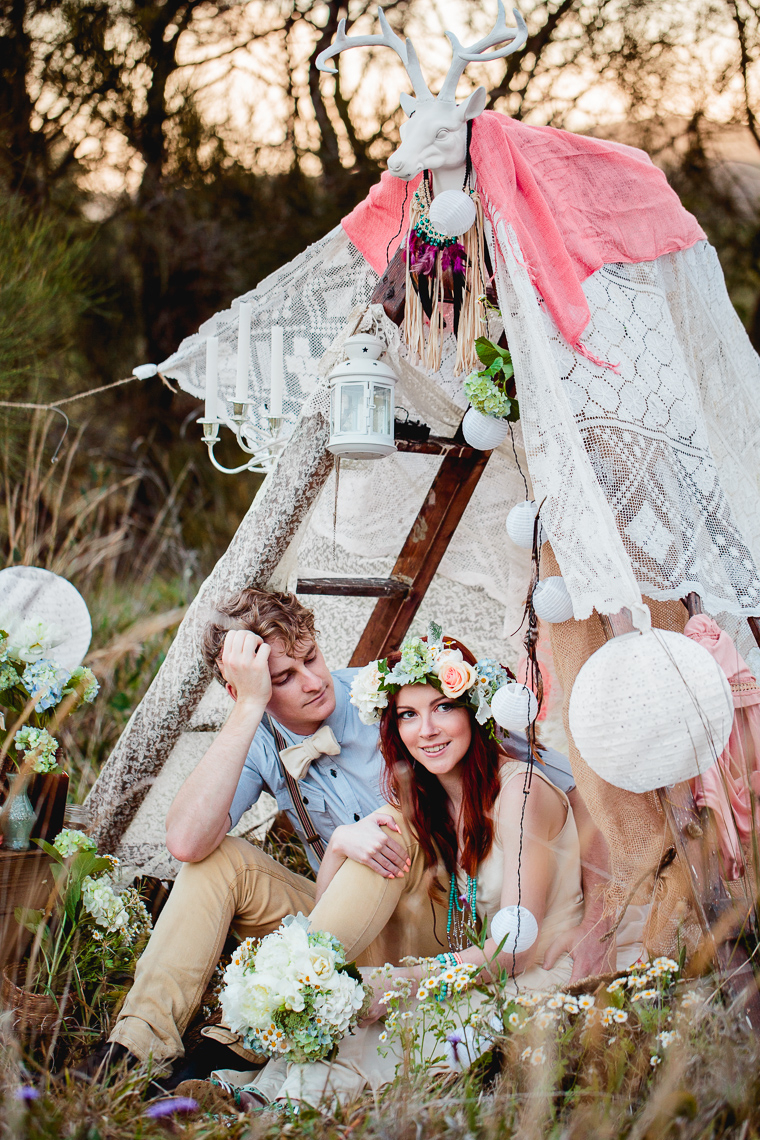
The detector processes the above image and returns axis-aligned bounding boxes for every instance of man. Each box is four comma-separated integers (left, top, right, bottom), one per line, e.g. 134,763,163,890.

97,588,611,1078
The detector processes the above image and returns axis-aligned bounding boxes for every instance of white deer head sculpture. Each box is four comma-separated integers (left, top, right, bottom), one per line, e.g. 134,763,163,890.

316,3,527,194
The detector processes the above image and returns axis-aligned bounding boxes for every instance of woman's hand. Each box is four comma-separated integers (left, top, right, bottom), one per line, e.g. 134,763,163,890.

331,814,412,879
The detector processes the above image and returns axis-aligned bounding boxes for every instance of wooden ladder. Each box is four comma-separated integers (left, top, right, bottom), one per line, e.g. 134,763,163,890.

297,432,491,663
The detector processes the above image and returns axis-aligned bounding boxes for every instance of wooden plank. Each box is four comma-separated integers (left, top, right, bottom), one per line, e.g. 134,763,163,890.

349,445,491,665
395,437,478,458
296,577,410,598
370,246,407,326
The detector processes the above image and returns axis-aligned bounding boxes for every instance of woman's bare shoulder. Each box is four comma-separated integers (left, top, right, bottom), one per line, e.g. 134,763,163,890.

495,762,567,838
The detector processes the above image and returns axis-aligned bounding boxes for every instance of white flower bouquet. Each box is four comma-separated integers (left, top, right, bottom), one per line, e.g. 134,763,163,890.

220,914,369,1063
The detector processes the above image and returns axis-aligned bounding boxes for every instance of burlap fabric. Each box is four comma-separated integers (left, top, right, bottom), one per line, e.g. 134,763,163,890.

542,546,701,955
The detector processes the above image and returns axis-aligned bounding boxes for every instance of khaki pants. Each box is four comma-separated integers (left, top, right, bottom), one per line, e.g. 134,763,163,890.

110,807,446,1067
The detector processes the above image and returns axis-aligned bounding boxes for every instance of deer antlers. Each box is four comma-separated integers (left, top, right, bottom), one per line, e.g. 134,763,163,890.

316,7,433,101
438,3,528,102
316,3,527,105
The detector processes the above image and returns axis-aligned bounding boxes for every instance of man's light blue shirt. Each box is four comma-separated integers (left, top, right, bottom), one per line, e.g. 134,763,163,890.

229,667,575,873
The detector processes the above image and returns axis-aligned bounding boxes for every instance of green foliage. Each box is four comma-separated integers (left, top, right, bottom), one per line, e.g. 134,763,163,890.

0,198,91,400
464,338,520,421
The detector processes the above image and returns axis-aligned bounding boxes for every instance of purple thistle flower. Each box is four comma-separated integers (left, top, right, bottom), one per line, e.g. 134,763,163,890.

14,1086,40,1101
144,1097,198,1118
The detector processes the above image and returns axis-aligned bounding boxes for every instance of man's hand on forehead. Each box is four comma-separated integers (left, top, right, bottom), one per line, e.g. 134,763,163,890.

219,629,272,709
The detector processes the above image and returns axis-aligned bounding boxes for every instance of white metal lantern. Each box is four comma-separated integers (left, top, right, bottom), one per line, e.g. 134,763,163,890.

491,905,539,953
532,576,574,624
491,682,539,732
327,334,397,460
568,625,734,794
506,500,544,549
462,407,509,450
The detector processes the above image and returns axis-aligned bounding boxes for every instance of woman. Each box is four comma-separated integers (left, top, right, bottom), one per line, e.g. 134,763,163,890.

220,628,593,1110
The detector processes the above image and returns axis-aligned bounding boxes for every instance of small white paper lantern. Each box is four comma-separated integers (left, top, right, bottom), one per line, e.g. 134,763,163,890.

532,576,574,624
428,189,477,238
568,625,734,793
491,905,539,954
491,682,539,732
462,407,509,451
506,500,544,549
327,334,398,460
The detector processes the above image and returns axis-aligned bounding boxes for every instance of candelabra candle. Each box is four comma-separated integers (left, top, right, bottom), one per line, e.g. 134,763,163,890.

235,303,252,403
205,335,219,422
270,326,284,419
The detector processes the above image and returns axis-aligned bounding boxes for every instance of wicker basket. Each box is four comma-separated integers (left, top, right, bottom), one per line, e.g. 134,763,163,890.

1,966,68,1040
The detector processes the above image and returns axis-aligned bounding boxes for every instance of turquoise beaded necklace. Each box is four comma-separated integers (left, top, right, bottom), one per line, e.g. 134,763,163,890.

446,870,477,952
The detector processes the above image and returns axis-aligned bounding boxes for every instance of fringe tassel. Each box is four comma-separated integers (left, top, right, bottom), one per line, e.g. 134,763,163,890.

403,189,488,377
454,194,487,376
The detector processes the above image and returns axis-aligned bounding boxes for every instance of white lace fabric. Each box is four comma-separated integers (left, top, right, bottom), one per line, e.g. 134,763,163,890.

161,214,760,656
488,208,760,631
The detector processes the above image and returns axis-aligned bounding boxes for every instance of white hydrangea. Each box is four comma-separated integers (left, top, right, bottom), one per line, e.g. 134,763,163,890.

81,875,130,933
1,615,66,664
53,828,97,858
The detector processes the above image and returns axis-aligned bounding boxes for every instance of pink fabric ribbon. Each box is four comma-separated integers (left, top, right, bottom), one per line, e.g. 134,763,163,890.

684,615,760,880
342,112,705,357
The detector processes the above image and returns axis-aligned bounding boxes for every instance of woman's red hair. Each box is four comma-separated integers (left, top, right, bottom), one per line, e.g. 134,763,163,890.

378,638,502,899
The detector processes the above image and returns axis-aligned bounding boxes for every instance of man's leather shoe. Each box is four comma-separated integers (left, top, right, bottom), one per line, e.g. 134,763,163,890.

69,1041,139,1084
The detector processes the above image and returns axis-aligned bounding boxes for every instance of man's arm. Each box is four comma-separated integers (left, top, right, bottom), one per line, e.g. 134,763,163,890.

165,631,271,863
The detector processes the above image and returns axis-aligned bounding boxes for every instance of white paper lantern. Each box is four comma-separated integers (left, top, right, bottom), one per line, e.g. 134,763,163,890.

532,576,574,624
568,626,734,793
491,905,539,954
428,189,477,238
506,500,544,549
0,566,92,670
462,407,509,451
491,682,539,732
327,334,397,460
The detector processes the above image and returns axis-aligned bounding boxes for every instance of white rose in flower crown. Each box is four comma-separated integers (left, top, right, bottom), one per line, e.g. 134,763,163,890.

350,662,388,725
436,649,478,699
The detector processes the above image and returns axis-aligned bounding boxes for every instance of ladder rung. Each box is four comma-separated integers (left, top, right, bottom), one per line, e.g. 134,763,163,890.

296,577,410,598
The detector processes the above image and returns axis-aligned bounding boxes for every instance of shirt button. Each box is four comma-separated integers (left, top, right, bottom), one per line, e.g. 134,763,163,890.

354,813,360,821
330,769,337,778
303,797,309,805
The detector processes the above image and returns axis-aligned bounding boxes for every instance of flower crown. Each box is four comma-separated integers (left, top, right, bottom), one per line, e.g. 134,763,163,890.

350,622,511,728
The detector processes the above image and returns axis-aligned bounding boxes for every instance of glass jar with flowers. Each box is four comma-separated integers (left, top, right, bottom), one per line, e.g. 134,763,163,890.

0,619,99,849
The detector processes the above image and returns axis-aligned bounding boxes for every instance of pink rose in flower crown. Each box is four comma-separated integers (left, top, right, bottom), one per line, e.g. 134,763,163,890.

436,649,478,699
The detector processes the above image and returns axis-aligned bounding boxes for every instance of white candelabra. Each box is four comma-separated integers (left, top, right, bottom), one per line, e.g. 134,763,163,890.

197,304,287,474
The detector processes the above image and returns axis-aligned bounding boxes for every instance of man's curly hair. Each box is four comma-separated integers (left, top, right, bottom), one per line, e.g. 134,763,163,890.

201,588,318,685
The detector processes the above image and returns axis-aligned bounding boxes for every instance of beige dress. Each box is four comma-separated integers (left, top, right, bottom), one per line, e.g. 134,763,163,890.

219,762,643,1108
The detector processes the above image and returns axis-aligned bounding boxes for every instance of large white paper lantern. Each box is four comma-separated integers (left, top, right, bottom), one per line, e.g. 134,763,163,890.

428,189,477,238
491,905,539,954
532,576,574,624
568,626,734,793
491,682,539,732
506,500,544,549
0,566,91,669
327,334,397,460
462,408,509,451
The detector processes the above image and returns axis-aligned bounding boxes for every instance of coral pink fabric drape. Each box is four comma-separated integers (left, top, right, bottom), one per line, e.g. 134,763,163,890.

684,615,760,880
342,111,705,353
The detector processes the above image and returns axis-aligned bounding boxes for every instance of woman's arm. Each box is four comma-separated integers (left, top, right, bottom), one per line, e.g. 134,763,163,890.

456,774,564,979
